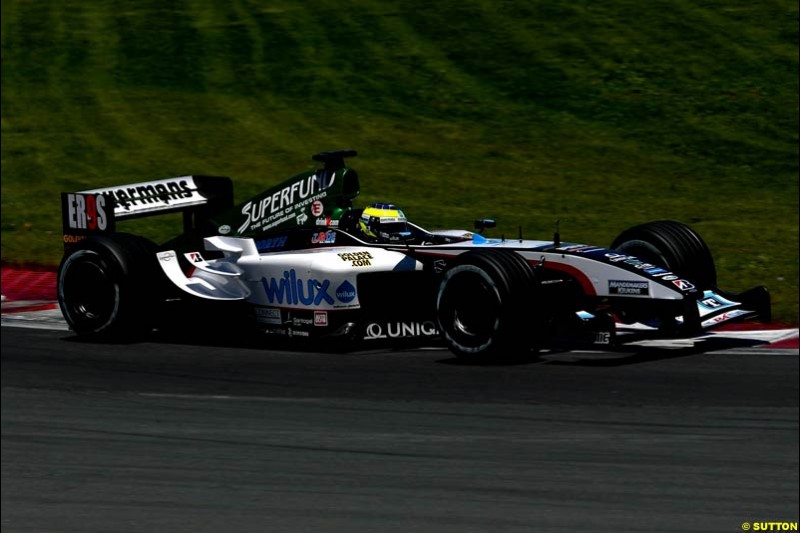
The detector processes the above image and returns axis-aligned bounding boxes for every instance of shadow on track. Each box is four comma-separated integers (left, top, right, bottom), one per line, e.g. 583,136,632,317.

541,336,770,367
59,325,775,369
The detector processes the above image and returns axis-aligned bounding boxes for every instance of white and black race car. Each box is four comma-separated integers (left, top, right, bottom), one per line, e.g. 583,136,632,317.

58,150,771,359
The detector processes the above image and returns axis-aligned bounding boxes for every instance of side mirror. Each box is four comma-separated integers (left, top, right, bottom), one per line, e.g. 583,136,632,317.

474,219,496,233
386,231,414,244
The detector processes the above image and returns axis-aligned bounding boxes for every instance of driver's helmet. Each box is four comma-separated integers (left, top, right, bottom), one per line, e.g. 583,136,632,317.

359,203,409,242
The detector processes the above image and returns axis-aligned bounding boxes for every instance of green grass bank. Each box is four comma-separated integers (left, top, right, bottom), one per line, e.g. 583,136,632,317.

2,1,797,322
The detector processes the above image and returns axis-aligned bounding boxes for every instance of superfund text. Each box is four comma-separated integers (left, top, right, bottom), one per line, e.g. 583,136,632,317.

238,175,322,233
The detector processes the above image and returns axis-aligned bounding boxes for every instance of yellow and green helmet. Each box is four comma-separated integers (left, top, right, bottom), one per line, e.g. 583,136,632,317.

359,203,409,242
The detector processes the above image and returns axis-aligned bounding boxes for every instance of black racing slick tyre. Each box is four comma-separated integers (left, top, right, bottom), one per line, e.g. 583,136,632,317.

57,233,159,339
610,220,717,289
436,250,541,360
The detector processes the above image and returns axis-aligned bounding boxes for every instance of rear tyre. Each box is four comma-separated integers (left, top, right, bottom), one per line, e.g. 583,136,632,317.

436,250,541,360
610,220,717,288
57,234,159,339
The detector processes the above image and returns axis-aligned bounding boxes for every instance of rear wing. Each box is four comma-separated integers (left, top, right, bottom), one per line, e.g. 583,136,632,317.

61,175,233,246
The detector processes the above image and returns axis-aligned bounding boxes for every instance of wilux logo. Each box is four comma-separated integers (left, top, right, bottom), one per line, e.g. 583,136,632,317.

261,270,334,306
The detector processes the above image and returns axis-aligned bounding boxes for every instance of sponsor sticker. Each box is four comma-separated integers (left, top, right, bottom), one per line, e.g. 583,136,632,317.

364,321,439,340
558,245,603,253
63,234,87,244
608,280,649,296
338,251,373,267
700,309,750,327
62,192,113,233
314,311,328,327
672,279,695,291
594,332,612,345
236,174,327,234
700,296,723,309
261,270,334,306
255,235,288,252
82,177,199,214
335,280,357,303
263,328,289,337
311,231,336,244
698,291,738,313
605,253,686,283
622,258,657,270
218,225,231,234
255,307,282,325
311,200,324,217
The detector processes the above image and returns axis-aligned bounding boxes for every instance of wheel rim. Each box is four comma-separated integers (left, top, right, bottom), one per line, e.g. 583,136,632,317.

60,251,118,332
438,266,501,351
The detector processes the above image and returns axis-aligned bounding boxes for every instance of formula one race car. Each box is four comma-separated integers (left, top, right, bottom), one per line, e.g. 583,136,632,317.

58,150,771,359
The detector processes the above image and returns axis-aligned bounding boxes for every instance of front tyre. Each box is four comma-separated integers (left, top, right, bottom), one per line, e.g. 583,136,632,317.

58,234,158,339
610,220,717,288
436,250,541,360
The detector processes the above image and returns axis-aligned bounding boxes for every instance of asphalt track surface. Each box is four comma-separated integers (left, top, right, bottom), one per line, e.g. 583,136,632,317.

2,326,798,533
